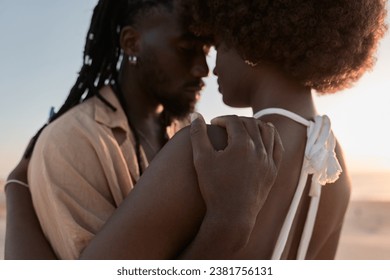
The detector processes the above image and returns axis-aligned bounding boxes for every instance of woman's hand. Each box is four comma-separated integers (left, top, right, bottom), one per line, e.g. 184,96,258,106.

190,114,283,245
6,138,34,186
5,138,57,259
6,156,30,188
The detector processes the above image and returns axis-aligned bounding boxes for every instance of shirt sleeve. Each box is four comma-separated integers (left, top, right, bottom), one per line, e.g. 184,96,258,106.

28,115,125,259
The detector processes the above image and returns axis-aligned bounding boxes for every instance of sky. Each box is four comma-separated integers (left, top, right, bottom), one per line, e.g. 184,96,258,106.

0,1,389,179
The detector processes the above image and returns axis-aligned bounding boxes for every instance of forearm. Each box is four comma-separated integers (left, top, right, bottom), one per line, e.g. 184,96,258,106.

80,128,256,260
5,184,57,260
178,213,254,259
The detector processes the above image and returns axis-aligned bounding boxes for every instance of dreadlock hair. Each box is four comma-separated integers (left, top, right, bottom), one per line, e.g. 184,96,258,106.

25,0,175,167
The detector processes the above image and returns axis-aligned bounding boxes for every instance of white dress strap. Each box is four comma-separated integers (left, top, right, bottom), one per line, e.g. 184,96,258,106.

253,108,311,127
253,107,342,259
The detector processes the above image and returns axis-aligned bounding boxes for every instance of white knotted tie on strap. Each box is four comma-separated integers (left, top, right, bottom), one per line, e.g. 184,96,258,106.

305,115,342,196
253,108,342,260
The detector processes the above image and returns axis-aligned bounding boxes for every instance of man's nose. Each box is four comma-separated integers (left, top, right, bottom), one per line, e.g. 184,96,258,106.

213,66,218,77
191,54,209,78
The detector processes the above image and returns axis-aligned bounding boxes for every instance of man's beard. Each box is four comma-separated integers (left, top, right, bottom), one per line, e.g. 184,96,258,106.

155,93,196,120
138,49,197,120
140,66,197,120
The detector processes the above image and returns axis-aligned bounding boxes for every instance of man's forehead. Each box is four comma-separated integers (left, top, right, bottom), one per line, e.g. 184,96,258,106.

162,20,207,43
177,30,213,45
139,6,212,45
178,32,200,41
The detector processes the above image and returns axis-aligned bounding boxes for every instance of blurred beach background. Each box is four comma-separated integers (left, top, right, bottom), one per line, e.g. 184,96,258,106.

0,1,389,259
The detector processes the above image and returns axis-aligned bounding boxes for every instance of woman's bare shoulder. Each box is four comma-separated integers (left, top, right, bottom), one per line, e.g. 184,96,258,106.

170,124,228,151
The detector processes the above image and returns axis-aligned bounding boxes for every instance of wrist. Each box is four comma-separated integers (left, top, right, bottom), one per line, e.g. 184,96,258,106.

205,205,258,229
202,212,255,253
4,179,29,193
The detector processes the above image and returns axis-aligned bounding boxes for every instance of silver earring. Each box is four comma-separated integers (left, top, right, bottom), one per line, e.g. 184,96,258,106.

128,55,138,65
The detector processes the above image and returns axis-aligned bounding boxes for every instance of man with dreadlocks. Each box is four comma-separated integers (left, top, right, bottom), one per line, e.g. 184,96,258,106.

5,0,283,259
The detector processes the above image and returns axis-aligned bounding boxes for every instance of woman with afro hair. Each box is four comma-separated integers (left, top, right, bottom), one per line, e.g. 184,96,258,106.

179,0,387,259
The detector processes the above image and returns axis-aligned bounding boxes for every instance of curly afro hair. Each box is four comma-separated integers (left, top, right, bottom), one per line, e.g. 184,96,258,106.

181,0,387,94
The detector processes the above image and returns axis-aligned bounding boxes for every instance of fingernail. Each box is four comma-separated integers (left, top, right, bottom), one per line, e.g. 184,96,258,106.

267,122,275,128
190,112,200,123
210,116,222,124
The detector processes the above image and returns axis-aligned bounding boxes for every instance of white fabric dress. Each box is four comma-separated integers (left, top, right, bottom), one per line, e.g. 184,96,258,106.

253,108,343,260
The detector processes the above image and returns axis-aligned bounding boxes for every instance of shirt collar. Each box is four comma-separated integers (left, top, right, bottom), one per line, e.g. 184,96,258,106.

94,86,129,132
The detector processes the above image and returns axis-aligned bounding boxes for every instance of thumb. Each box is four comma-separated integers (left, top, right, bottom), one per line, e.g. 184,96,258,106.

190,113,213,160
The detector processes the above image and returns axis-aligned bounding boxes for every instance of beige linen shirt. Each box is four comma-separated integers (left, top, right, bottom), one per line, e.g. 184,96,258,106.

29,86,149,259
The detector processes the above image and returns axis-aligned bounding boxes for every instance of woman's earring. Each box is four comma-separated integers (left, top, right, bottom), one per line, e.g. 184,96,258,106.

128,55,138,65
244,60,258,67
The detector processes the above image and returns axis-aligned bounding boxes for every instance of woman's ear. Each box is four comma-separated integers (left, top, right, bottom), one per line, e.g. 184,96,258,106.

120,26,141,56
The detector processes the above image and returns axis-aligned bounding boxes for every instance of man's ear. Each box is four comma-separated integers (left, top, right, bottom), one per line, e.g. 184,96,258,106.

120,26,141,56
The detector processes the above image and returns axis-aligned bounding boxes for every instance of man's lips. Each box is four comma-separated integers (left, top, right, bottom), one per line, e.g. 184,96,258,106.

185,80,205,92
183,81,205,103
186,91,201,102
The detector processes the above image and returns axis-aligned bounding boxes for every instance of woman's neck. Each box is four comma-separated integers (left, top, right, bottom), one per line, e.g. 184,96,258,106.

249,66,317,119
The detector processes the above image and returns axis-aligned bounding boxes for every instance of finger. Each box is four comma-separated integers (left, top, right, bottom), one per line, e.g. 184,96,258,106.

210,115,236,126
272,126,284,171
258,122,275,159
190,112,203,123
211,115,247,147
190,114,214,159
240,117,265,152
